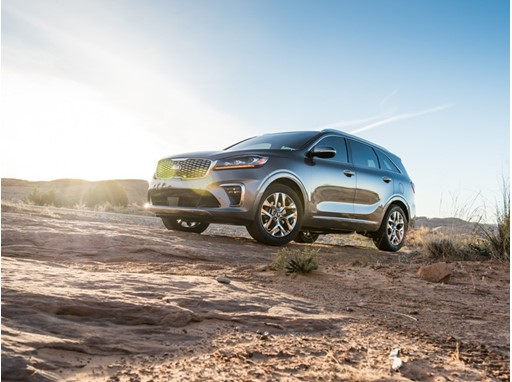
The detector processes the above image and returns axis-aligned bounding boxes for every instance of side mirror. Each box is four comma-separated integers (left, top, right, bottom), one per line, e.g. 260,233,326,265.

308,146,336,159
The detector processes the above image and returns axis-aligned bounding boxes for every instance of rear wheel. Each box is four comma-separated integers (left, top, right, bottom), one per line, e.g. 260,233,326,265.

161,218,209,234
373,205,408,251
294,231,320,244
246,184,303,246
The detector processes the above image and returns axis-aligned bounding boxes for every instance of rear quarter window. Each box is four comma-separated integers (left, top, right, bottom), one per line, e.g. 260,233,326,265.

376,150,401,173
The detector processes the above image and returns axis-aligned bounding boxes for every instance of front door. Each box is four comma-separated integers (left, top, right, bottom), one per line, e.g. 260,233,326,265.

308,136,357,229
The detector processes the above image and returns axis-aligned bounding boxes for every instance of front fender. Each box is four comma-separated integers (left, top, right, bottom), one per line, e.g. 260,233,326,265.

253,170,309,212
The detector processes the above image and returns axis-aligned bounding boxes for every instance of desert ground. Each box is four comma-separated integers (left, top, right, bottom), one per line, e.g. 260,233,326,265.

1,179,509,381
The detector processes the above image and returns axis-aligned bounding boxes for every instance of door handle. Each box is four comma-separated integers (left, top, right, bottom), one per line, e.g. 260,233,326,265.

382,177,392,183
344,170,355,177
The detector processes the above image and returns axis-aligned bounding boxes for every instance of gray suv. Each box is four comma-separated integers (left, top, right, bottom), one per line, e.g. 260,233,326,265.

146,129,416,251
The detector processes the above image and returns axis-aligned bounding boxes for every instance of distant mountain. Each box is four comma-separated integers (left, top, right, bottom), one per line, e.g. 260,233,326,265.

414,216,494,234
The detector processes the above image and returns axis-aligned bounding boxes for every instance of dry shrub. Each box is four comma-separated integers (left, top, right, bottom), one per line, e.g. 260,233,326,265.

272,247,319,275
27,188,58,206
82,181,128,208
424,236,497,262
478,181,510,261
420,179,510,263
405,226,432,248
425,238,458,260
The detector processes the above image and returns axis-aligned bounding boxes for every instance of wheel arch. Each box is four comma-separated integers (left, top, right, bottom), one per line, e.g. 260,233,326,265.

258,173,308,213
385,198,411,223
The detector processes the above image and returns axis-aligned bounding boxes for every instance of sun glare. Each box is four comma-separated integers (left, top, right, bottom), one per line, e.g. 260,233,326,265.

2,70,168,181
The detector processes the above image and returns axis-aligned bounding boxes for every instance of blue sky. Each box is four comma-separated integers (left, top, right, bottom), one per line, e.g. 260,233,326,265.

1,0,509,219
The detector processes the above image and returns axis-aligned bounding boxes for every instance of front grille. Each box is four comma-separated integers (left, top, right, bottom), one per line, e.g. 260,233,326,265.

156,158,212,179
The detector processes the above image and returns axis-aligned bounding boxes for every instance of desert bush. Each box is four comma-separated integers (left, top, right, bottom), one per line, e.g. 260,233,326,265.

425,236,497,262
272,247,319,275
478,180,510,261
463,240,493,259
82,181,128,208
405,226,433,248
425,238,460,261
27,188,58,206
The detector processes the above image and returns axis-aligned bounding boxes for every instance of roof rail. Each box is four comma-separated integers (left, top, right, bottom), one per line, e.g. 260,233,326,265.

321,128,345,134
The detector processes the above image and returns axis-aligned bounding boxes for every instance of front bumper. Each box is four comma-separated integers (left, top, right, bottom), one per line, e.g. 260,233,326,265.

145,169,265,224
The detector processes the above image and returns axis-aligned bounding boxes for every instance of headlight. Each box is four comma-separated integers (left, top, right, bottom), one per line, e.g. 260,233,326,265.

214,155,268,170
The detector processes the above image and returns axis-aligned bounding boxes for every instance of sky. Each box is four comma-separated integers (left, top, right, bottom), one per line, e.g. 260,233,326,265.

1,0,510,220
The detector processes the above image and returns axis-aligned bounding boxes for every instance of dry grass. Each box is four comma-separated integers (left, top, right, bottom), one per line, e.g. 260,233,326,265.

407,179,510,263
477,180,510,261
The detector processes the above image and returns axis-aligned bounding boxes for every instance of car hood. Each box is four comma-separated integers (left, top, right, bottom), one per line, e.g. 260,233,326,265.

164,149,295,161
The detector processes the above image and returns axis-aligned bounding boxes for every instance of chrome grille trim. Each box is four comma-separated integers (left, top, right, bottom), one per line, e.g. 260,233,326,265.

156,158,214,179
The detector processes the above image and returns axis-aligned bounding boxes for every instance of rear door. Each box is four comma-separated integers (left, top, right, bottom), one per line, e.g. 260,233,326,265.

347,140,395,226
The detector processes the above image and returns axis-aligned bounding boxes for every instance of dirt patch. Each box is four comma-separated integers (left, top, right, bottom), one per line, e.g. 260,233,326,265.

1,202,509,381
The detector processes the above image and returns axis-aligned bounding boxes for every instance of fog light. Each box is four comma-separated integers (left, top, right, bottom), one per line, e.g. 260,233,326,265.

222,185,243,206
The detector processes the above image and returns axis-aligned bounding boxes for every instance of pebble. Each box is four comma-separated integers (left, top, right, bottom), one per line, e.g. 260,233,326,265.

216,275,231,284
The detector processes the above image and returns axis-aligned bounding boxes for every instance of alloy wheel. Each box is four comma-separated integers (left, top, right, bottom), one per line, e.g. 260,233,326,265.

260,192,298,237
386,210,405,246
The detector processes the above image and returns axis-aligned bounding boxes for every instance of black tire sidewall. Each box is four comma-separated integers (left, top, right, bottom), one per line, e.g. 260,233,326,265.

374,205,408,252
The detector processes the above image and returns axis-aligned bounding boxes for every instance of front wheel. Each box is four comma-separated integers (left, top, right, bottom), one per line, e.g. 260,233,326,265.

373,205,408,251
161,218,210,234
246,184,303,246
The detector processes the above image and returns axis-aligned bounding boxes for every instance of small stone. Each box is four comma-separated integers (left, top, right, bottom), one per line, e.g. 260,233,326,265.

391,357,403,371
216,275,231,284
389,348,401,358
417,262,451,283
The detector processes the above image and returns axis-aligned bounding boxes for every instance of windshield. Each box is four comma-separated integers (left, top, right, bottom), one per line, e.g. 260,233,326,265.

225,131,320,151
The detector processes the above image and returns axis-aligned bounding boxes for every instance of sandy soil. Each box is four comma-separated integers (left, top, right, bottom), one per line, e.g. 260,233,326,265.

1,202,509,381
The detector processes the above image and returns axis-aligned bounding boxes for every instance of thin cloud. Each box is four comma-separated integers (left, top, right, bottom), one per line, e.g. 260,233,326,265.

380,88,399,106
319,113,392,130
349,104,454,134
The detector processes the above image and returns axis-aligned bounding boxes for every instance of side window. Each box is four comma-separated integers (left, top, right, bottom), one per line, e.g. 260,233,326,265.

315,136,348,163
376,150,400,173
349,140,379,169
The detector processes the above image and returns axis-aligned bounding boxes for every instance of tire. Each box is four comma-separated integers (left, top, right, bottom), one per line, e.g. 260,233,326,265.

294,231,320,244
161,218,210,234
246,184,303,246
373,205,408,252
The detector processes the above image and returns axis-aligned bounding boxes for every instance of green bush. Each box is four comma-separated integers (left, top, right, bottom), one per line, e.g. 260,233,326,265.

272,247,319,275
82,181,128,208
